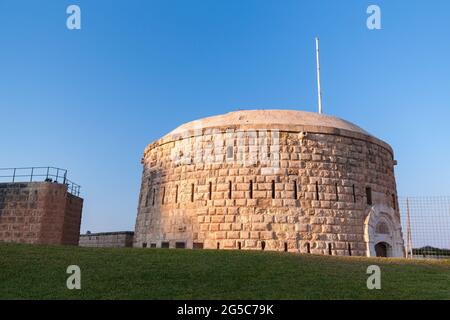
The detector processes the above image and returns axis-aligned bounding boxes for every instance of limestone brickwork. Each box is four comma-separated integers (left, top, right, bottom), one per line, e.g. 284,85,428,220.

0,182,83,245
134,110,404,257
79,231,134,248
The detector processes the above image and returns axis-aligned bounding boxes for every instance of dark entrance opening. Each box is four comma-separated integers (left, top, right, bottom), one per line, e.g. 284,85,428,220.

175,242,186,249
261,241,266,251
161,242,170,248
375,242,388,257
193,242,204,249
284,242,288,252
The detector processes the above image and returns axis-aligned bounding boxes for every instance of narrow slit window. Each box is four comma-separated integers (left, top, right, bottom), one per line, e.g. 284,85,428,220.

226,146,233,159
249,180,253,199
152,188,156,206
191,183,195,202
272,180,276,199
209,182,212,200
238,242,242,250
392,194,396,210
162,187,165,205
306,242,311,254
335,183,339,201
293,180,298,199
328,243,332,255
217,242,220,250
348,243,352,256
228,181,232,199
352,185,356,203
366,187,372,205
284,242,288,252
315,181,319,200
261,241,266,251
175,185,178,203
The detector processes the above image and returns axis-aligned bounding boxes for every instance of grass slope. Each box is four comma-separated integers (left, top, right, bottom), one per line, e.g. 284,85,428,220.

0,243,449,300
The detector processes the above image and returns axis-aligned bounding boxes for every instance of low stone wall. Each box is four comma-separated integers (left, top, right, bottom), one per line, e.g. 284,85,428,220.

79,231,134,248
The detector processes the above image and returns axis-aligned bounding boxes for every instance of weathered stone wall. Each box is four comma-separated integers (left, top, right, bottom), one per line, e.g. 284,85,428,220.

79,231,134,248
135,111,403,257
61,195,84,245
0,182,83,245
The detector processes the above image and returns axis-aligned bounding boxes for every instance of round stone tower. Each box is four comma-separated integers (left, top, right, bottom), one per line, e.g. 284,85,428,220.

134,110,404,257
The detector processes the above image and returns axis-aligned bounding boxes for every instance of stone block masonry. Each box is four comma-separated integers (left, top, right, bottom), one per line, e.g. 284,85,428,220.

134,110,405,258
0,182,83,245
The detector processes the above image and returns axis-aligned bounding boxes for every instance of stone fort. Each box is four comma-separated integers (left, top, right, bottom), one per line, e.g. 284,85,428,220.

0,167,83,245
134,110,405,257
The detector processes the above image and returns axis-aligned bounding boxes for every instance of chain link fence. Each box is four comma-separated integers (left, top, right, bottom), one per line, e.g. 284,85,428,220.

399,196,450,260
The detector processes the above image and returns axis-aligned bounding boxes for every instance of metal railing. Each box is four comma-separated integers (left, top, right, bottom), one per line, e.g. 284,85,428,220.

0,167,81,197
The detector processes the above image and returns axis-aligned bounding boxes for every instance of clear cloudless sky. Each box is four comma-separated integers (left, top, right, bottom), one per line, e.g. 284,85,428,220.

0,0,449,233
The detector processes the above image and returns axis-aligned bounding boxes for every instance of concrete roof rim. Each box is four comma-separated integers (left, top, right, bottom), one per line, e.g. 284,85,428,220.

169,109,369,134
142,124,394,161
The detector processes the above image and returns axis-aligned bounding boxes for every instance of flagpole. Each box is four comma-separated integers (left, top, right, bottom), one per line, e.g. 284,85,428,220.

315,36,323,114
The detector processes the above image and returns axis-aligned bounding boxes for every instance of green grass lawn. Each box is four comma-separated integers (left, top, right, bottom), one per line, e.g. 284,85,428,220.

0,243,449,300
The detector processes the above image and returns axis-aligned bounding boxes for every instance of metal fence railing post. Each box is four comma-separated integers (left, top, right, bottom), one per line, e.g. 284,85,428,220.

406,198,413,259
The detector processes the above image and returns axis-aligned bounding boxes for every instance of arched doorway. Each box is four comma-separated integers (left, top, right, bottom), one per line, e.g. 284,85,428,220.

364,204,405,258
375,242,388,257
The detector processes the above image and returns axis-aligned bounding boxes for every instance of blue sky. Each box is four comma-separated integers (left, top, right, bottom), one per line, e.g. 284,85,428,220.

0,1,449,233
